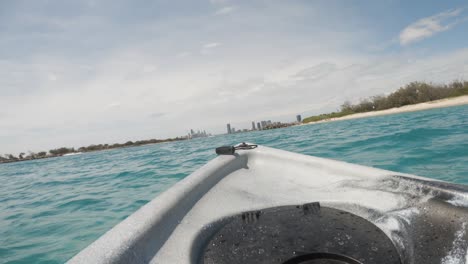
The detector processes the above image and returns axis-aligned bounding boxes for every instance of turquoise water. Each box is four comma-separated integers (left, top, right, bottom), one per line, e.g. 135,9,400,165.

1,104,468,263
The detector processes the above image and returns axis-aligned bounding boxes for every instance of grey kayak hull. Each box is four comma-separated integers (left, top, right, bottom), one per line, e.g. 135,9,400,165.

69,145,468,264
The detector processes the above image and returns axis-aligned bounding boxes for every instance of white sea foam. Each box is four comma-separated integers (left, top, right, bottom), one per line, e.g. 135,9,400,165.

377,217,401,232
441,223,468,264
448,194,468,207
392,207,420,225
63,152,82,156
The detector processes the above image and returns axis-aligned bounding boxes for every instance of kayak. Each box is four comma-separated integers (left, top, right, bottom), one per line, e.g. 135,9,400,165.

68,143,468,264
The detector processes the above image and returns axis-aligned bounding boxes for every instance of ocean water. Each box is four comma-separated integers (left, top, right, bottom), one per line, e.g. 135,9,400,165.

1,104,467,263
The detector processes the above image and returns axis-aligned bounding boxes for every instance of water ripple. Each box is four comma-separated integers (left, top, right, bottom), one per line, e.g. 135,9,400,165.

0,105,467,263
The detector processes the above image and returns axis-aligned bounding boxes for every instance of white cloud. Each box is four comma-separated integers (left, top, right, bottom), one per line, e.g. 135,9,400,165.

48,73,57,81
162,48,468,133
399,8,464,45
203,42,220,49
201,42,221,54
215,6,236,15
142,65,157,73
106,102,121,108
176,51,190,58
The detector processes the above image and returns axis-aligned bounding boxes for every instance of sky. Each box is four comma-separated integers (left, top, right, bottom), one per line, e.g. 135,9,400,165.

1,0,468,154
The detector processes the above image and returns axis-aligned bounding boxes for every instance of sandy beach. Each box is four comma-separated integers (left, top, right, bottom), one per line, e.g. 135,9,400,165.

305,95,468,125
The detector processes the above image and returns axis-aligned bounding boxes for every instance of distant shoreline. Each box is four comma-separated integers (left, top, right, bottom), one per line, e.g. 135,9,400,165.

0,137,187,164
303,95,468,125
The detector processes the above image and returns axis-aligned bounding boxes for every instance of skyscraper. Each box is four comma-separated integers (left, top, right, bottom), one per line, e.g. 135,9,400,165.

257,122,261,130
251,121,256,130
296,115,302,122
227,123,231,134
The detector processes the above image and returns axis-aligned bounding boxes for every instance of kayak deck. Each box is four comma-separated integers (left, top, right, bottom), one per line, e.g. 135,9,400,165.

69,145,468,264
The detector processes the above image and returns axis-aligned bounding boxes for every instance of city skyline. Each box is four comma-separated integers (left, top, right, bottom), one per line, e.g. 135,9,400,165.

226,114,300,134
187,128,211,139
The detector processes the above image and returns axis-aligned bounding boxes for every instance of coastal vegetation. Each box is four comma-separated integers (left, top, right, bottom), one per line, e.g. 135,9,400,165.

0,137,186,164
303,81,468,123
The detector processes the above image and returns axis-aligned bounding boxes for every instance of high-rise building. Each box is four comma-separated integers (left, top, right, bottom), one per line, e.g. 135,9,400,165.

251,121,256,130
296,115,302,122
227,123,231,134
187,128,210,139
257,122,261,130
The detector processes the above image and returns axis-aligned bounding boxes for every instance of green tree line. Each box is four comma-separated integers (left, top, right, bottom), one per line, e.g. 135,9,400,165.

0,137,187,164
303,80,468,123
